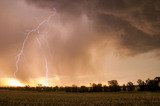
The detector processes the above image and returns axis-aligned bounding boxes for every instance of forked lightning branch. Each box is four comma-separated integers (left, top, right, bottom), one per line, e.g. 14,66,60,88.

15,8,56,86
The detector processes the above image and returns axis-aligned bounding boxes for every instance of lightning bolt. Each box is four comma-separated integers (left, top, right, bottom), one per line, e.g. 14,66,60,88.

14,8,56,86
36,37,49,86
44,56,49,86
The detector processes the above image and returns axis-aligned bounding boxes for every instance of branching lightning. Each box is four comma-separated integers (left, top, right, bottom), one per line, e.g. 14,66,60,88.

36,37,49,86
14,8,56,86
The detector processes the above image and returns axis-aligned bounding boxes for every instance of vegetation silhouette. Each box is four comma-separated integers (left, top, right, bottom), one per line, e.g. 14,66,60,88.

0,77,160,92
126,82,134,91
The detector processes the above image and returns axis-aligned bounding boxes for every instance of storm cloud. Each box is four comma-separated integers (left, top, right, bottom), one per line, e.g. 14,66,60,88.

0,0,160,86
25,0,160,55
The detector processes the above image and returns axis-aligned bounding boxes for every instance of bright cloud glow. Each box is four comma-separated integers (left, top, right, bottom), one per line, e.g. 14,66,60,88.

7,78,24,87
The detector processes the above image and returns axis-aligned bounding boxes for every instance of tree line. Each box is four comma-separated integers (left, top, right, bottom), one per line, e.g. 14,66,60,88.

0,77,159,92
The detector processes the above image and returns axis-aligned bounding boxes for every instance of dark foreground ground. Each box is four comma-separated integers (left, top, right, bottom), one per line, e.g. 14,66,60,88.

0,90,160,106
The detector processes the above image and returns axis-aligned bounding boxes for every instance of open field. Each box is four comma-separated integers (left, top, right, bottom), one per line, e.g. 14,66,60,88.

0,90,160,106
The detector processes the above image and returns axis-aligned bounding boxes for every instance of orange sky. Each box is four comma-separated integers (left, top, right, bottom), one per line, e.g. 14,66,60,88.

0,0,160,86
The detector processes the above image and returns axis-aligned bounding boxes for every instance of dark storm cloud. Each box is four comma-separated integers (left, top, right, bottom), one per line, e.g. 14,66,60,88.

93,14,160,55
0,0,160,85
25,0,160,55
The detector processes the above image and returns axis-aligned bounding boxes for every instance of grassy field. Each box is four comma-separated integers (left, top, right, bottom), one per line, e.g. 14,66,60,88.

0,90,160,106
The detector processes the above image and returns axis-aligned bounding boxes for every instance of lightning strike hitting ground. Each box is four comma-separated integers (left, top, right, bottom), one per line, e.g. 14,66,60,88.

36,37,49,86
14,8,56,86
44,56,49,86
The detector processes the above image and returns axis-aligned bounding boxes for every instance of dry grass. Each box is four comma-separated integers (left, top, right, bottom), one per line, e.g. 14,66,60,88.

0,90,160,106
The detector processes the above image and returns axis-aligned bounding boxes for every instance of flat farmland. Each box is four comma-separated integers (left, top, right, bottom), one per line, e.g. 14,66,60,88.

0,90,160,106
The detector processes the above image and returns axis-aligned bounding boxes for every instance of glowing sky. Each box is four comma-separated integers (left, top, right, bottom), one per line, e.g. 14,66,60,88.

0,0,160,86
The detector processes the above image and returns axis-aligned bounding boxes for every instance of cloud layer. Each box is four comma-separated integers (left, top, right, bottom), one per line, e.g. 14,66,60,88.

0,0,160,85
25,0,160,55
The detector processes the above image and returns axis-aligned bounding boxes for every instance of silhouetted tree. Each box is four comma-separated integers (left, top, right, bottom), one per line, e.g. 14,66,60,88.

137,79,146,91
71,85,78,92
53,86,59,91
25,85,30,90
65,87,72,92
97,83,103,92
127,82,134,91
59,86,65,91
36,84,43,92
103,85,109,92
155,77,160,81
148,77,160,91
78,86,89,92
108,80,120,92
122,84,126,91
92,83,103,92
